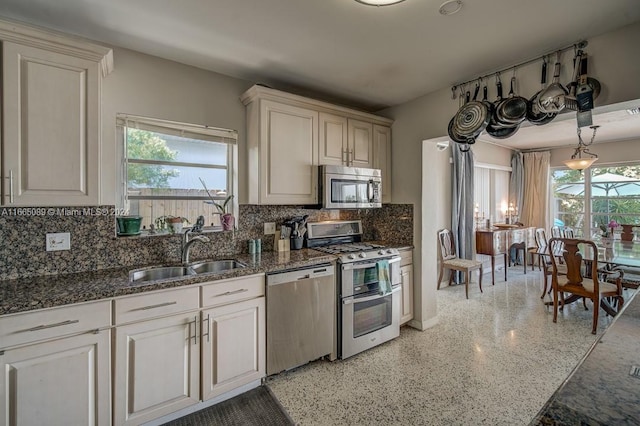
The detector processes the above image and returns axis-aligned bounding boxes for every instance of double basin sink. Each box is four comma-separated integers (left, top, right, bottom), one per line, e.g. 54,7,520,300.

129,260,246,283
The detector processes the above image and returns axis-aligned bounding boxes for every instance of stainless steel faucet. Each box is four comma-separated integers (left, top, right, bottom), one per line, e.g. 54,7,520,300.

182,216,210,264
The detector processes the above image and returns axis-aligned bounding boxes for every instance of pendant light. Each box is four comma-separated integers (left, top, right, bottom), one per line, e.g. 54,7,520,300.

563,125,599,171
355,0,406,6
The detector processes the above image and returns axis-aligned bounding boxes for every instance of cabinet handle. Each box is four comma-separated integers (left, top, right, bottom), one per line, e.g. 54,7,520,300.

136,301,177,311
202,314,210,343
23,319,79,332
213,289,248,297
349,149,354,166
342,148,348,164
191,316,198,345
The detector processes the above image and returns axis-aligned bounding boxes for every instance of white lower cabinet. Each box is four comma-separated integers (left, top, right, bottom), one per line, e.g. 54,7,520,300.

0,300,111,426
201,297,266,400
113,275,266,425
113,312,200,426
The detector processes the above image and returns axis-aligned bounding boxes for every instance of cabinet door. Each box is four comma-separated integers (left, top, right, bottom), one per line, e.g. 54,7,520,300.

400,264,414,325
0,331,110,426
2,41,100,206
113,313,199,425
202,297,265,401
347,119,373,168
373,124,392,203
258,100,318,204
319,112,348,166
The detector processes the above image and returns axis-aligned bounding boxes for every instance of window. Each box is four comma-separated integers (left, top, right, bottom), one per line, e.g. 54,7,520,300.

551,163,640,238
117,114,238,232
474,163,511,227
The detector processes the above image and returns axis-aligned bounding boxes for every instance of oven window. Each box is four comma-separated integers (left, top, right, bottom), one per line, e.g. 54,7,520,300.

352,265,380,294
353,295,392,338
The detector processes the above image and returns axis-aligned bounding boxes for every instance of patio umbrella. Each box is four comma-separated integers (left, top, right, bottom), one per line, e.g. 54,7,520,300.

556,172,640,197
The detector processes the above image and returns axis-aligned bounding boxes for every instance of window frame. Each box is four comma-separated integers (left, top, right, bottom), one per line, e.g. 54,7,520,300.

116,114,238,233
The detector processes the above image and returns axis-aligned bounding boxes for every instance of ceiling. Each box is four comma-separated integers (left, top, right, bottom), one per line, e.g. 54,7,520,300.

0,0,639,149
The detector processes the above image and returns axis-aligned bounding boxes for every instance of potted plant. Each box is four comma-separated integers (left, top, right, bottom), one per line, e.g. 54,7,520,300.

155,215,190,234
200,178,235,230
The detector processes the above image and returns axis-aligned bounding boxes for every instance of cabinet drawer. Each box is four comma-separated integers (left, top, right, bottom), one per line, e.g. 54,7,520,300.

114,287,199,325
0,300,111,349
399,249,413,267
201,274,265,308
493,232,507,253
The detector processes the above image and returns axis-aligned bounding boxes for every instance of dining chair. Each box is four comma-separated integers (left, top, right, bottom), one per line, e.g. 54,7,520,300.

437,229,484,299
540,237,567,299
528,228,547,272
550,226,561,238
548,238,624,334
560,227,575,238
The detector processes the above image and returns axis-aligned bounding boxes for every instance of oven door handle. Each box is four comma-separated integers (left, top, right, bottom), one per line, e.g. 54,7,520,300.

343,286,400,304
348,256,400,271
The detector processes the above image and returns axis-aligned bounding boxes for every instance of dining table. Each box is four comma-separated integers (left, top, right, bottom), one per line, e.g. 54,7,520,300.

537,238,640,316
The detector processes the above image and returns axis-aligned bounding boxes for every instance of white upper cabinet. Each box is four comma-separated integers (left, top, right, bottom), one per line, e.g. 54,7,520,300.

242,85,393,205
0,19,113,206
347,118,374,168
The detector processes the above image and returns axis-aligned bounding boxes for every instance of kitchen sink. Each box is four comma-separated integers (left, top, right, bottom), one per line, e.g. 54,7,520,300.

189,260,246,274
129,266,196,283
129,260,246,283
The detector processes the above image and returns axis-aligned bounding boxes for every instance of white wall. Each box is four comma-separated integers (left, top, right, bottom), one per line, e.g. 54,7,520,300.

101,47,253,204
382,21,640,330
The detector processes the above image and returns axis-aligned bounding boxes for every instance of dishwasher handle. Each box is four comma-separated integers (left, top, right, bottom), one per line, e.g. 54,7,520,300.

267,264,335,286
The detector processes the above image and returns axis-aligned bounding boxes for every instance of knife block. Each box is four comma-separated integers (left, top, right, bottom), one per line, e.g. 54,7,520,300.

275,231,290,252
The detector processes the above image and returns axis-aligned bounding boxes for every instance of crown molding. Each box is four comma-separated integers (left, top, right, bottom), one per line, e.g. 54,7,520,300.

0,17,113,77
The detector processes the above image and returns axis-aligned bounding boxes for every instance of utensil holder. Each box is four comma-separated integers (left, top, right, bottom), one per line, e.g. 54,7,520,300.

291,236,304,250
277,239,290,252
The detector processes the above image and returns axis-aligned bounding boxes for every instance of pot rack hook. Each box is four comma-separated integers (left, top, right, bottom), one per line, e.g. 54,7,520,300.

495,71,500,84
451,86,457,100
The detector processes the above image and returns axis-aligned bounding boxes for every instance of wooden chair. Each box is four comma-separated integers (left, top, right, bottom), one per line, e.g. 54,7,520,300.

540,237,567,299
528,228,547,272
437,229,484,299
548,238,624,334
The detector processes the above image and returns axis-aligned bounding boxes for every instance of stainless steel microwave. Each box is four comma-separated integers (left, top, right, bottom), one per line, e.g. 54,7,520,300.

319,165,382,209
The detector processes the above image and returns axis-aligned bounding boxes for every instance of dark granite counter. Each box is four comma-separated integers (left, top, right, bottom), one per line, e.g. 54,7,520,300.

0,249,335,316
531,289,640,425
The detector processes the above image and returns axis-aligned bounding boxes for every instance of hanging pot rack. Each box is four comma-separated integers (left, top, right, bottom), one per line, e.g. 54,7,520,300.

451,40,588,99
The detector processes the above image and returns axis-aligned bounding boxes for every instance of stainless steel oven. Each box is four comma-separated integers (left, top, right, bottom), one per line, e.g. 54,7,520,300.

320,165,382,209
339,256,401,359
306,220,402,359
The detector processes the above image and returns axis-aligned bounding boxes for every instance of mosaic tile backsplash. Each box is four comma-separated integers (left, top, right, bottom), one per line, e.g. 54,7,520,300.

0,204,412,281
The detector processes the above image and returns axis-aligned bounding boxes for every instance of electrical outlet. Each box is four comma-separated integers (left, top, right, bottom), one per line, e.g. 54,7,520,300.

264,222,276,235
46,232,71,251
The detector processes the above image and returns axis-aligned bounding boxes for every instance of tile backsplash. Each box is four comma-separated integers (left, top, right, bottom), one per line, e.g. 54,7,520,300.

0,204,412,281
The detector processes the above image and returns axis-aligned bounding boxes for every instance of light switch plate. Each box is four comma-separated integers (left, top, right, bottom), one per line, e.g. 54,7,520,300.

46,232,71,251
264,222,276,235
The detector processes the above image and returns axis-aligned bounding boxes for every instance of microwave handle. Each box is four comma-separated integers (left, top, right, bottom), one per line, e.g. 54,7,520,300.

367,180,374,202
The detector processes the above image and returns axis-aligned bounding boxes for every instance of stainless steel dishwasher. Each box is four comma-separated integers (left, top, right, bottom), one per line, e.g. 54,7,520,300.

266,263,335,375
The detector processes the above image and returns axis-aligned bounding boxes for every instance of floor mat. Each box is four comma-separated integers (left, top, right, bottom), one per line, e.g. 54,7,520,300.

162,386,295,426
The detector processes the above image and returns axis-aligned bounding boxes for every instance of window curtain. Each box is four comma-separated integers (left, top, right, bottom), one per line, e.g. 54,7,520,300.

509,151,524,220
521,151,550,229
451,145,475,283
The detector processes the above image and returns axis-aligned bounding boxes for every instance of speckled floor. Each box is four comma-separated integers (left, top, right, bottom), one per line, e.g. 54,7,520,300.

267,267,629,426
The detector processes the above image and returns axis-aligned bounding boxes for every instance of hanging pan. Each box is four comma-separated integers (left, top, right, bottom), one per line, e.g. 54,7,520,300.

447,87,469,144
486,74,519,139
452,82,490,140
538,52,568,114
527,58,557,125
496,74,528,125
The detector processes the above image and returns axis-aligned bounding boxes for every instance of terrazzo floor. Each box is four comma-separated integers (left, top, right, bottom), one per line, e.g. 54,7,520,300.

266,266,631,426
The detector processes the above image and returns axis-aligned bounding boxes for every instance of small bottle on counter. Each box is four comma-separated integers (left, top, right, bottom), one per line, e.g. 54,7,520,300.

255,238,262,253
248,239,256,254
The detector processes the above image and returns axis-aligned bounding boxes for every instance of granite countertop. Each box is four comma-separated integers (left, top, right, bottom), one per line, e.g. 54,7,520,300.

0,249,336,316
531,289,640,425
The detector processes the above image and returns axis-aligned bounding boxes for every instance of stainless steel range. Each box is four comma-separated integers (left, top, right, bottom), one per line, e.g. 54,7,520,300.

307,220,401,359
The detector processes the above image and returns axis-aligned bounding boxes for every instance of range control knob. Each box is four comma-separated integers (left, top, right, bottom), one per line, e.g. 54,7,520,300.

386,249,394,254
358,252,367,258
378,250,385,255
348,254,356,260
